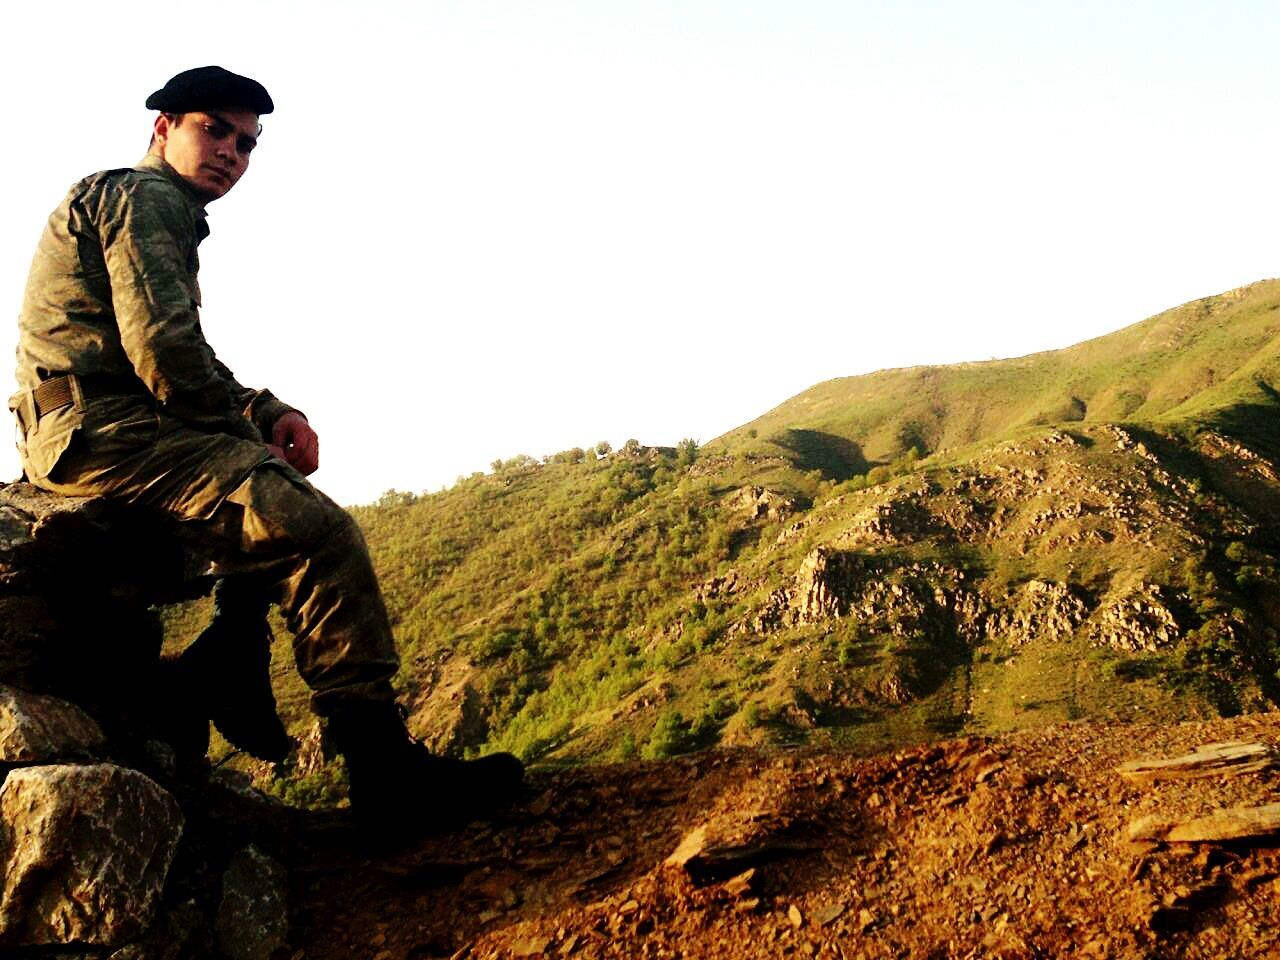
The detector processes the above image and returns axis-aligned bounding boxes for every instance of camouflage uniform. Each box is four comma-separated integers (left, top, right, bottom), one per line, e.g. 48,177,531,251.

11,154,398,713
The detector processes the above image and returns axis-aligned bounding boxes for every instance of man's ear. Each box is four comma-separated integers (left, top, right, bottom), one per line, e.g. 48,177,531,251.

152,113,172,148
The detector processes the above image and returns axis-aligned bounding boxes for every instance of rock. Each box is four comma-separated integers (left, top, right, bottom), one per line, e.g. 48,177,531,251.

0,483,199,603
665,822,815,883
1118,741,1276,782
215,845,290,960
721,868,757,898
813,903,845,927
408,655,490,756
1088,583,1182,652
0,684,105,762
511,932,552,957
985,580,1088,647
725,486,798,522
0,763,183,948
1129,802,1280,843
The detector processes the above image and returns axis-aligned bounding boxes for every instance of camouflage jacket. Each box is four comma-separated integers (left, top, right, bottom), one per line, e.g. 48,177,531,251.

14,154,293,478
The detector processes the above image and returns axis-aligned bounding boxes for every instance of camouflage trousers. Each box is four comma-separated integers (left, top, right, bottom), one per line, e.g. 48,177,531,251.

18,395,399,714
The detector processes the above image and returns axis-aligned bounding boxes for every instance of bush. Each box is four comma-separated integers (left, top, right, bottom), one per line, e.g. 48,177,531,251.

614,730,639,760
644,709,693,759
266,759,349,810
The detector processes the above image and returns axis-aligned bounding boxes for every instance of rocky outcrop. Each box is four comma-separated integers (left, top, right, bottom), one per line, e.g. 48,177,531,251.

409,654,491,756
724,486,798,522
1088,583,1182,651
985,580,1089,647
749,551,975,641
747,545,1187,656
841,494,943,545
0,482,295,957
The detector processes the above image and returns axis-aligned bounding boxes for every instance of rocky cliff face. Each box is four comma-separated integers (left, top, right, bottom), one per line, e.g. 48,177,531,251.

750,546,1183,656
0,483,292,959
690,420,1280,738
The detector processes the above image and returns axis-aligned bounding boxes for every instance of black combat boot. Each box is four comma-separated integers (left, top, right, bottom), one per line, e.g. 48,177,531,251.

173,578,295,763
326,700,524,833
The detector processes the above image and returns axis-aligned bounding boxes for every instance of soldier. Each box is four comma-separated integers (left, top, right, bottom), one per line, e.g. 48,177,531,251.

9,66,522,829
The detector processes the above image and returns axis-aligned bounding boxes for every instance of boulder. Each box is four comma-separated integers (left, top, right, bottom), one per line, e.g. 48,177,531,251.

0,684,105,763
0,483,197,602
215,845,289,960
0,763,183,948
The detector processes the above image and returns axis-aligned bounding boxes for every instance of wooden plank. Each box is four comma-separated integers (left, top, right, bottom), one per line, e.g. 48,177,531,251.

1129,802,1280,843
1117,740,1275,782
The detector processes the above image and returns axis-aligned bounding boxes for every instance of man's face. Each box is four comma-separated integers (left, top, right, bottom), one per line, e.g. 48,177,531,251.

153,109,259,202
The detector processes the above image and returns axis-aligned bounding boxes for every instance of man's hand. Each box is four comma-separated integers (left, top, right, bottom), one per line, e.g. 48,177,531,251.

270,411,319,476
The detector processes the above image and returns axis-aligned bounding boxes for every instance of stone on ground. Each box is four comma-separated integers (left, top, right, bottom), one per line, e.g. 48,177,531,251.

0,763,183,948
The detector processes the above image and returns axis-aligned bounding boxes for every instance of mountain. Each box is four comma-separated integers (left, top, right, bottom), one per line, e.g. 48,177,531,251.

167,279,1280,789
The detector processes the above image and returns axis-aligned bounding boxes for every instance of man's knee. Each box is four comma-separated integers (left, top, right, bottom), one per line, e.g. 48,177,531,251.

224,461,352,554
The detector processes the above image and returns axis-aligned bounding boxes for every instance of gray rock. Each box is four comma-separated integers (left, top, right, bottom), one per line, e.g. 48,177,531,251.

0,684,105,763
0,763,183,948
215,845,289,960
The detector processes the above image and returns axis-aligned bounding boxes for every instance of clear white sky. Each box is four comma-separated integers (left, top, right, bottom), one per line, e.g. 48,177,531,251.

3,1,1279,504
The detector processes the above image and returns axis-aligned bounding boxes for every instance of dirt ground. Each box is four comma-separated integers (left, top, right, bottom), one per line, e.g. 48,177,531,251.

285,712,1280,959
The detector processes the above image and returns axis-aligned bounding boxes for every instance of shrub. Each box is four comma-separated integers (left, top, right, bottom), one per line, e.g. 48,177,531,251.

644,709,693,759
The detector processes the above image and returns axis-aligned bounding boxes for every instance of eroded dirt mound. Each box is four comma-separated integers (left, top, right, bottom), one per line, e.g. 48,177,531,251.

289,712,1280,959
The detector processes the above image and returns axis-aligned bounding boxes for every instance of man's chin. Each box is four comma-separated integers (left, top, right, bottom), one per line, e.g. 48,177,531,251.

188,176,231,202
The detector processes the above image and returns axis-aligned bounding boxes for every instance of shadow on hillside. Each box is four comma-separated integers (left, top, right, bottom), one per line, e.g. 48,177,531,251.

769,429,868,481
1210,391,1280,460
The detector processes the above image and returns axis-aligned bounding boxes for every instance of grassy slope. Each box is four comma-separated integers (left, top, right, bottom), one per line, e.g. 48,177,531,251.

714,279,1280,469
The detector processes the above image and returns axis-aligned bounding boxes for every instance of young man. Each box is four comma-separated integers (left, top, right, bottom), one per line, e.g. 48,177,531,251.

10,66,522,828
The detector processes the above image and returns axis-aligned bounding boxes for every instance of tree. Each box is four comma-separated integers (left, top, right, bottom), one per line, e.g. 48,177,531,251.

896,419,929,456
676,438,700,467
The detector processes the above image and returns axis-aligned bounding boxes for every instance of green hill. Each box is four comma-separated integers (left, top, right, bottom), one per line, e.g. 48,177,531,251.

166,280,1280,797
714,279,1280,472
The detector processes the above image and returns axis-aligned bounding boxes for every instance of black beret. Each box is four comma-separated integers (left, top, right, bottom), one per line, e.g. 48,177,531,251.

146,66,274,115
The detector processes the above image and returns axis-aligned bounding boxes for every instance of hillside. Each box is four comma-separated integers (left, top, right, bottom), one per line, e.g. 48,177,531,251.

714,279,1280,475
164,279,1280,803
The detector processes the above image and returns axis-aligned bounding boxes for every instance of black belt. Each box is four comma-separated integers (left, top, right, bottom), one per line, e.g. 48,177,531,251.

30,373,147,419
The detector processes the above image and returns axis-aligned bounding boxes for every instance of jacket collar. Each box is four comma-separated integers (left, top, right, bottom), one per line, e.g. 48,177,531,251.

135,154,210,240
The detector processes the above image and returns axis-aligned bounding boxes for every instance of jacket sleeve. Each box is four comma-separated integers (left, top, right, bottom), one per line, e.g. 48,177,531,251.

96,177,263,441
212,356,305,439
